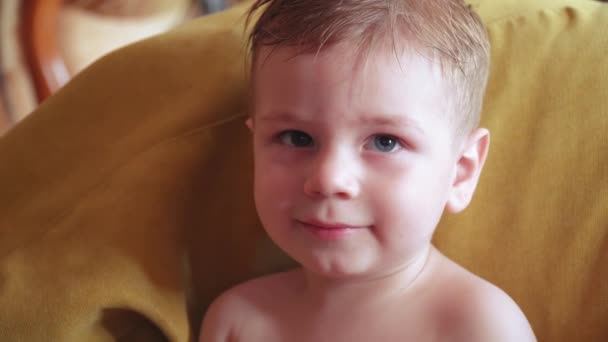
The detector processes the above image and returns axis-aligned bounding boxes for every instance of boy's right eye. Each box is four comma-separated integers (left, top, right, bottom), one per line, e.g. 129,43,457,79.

278,130,314,147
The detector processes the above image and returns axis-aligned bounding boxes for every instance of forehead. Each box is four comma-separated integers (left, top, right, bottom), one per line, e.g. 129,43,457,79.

253,43,445,85
252,43,453,128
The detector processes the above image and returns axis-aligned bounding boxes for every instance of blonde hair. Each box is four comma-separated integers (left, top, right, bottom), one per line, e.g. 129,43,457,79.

246,0,490,136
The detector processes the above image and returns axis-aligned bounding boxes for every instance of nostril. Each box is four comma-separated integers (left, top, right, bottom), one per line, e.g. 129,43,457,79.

303,151,360,199
303,177,324,197
303,172,359,199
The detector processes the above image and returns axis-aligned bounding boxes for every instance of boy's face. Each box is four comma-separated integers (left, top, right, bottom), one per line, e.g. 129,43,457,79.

249,43,474,278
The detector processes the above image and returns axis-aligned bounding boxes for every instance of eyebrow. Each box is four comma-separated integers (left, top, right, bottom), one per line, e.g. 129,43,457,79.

357,115,425,134
258,112,425,135
257,112,299,123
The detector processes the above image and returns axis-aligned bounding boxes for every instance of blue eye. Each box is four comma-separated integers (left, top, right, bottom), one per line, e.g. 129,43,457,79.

368,134,402,153
278,130,314,147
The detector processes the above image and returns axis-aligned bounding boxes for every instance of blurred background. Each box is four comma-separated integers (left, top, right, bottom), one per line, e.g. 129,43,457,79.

0,0,241,134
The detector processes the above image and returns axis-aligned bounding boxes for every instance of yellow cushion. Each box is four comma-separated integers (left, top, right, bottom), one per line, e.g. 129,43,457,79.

0,0,606,341
435,2,608,342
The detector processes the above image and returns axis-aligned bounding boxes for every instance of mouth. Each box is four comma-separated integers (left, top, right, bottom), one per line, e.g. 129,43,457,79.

295,219,369,240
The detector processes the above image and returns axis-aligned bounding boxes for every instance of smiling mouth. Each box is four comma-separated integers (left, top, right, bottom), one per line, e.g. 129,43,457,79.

295,219,369,239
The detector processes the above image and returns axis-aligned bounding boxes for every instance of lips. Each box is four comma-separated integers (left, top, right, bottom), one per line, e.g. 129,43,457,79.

296,219,368,239
300,219,359,230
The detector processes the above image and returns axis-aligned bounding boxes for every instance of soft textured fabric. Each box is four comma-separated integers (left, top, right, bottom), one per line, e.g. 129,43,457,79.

0,0,606,341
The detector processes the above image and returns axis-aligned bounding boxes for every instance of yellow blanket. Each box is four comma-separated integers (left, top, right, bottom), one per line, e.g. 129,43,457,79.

0,0,606,341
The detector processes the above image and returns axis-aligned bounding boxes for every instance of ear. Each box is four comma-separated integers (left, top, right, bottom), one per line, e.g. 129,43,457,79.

246,117,254,131
446,128,490,214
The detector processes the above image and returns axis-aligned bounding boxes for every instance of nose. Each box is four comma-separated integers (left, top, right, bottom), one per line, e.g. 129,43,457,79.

303,148,360,200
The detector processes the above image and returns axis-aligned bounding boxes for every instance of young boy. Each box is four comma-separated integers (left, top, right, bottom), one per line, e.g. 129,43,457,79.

201,0,536,341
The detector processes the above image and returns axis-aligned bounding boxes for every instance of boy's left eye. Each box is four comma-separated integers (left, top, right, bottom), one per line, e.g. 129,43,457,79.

366,134,403,153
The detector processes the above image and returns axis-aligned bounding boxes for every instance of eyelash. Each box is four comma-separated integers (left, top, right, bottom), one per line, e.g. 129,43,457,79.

275,130,407,153
277,130,314,147
365,134,405,153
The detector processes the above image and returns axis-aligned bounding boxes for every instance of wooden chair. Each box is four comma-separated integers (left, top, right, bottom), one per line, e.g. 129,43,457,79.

18,0,225,103
19,0,69,103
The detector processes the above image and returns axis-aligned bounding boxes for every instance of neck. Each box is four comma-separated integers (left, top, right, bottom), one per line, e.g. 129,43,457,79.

301,245,434,312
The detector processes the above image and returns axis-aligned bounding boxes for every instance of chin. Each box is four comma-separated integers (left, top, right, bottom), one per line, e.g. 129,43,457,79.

297,253,375,279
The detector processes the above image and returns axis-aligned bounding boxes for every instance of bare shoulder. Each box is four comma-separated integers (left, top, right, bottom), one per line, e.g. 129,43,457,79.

199,268,302,342
430,251,537,342
460,277,536,341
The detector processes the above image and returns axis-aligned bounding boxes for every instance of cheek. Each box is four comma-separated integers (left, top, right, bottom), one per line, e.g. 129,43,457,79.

367,162,450,228
253,152,299,219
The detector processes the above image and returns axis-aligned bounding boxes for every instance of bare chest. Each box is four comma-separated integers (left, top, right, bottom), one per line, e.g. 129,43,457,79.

231,306,447,342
